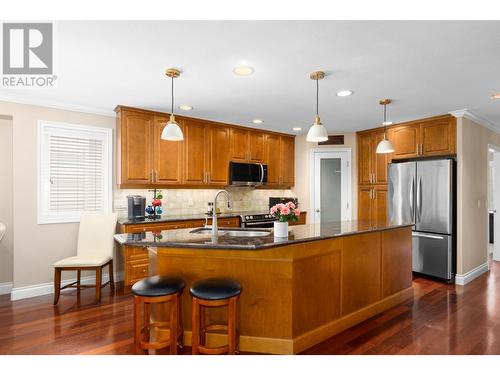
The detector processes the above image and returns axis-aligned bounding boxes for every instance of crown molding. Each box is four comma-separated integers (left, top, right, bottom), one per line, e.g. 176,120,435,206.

449,109,500,135
0,93,115,118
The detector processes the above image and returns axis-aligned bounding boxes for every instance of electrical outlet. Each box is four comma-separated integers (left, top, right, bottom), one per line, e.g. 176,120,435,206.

187,198,194,207
478,199,481,208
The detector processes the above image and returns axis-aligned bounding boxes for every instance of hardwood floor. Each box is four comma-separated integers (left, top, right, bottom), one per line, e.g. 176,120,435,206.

1,261,500,355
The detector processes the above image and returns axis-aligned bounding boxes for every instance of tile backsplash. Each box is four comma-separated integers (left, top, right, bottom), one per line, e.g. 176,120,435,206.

114,187,294,218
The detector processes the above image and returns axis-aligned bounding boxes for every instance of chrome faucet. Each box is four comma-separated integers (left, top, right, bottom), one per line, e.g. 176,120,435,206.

212,190,233,238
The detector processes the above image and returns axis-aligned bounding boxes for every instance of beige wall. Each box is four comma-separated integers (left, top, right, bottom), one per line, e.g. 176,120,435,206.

0,101,116,289
0,116,14,284
456,117,500,275
292,133,358,222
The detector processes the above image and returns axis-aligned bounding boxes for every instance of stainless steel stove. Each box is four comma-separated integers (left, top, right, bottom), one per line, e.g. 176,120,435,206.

239,212,275,228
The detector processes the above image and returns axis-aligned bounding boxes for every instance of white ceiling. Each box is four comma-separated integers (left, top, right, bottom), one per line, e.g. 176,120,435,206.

1,20,500,134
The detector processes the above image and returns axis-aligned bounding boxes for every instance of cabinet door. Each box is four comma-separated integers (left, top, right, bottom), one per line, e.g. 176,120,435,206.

153,116,183,185
421,117,456,156
249,131,266,163
120,110,154,185
371,130,389,184
358,186,373,221
207,125,230,185
280,136,295,186
183,120,207,185
229,128,249,162
372,185,388,222
389,124,420,159
357,133,372,185
265,134,281,186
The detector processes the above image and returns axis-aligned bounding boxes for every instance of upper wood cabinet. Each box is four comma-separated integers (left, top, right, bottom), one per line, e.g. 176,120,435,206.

153,115,183,185
388,115,456,160
357,129,388,186
117,109,154,185
116,106,295,188
207,125,230,185
229,128,265,163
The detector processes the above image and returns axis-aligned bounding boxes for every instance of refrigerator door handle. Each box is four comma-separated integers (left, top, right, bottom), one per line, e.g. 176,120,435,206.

410,179,414,220
416,177,422,222
412,232,444,240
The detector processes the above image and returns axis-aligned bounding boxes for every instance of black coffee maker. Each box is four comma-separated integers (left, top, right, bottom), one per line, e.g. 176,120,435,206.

127,195,146,221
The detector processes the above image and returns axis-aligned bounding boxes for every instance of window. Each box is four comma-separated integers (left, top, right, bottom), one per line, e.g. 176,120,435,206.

38,121,112,224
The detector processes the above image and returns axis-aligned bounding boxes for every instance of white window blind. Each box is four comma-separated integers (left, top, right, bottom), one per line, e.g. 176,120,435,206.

38,121,112,224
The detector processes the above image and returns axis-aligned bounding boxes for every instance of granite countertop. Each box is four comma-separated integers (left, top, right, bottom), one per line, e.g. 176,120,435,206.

117,212,242,225
114,220,413,250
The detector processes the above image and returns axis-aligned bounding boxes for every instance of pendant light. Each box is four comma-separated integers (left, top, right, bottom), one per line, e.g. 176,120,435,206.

161,68,184,141
306,71,329,143
376,99,395,154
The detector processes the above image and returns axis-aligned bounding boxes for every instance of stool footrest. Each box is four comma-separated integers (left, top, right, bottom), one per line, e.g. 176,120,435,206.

198,344,230,355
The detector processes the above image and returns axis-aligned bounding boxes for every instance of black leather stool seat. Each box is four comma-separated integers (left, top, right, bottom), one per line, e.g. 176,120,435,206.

190,277,242,300
132,276,185,297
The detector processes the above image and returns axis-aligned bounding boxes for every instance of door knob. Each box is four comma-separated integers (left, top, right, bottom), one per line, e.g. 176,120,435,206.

315,209,320,213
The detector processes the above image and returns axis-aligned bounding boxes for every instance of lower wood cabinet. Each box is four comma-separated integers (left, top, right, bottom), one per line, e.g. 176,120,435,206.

358,185,387,222
119,216,241,286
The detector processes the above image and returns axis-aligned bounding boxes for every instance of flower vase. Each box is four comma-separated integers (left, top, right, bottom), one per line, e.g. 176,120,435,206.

274,221,289,238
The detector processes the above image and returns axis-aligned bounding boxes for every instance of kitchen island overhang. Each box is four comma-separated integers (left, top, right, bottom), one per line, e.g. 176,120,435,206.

115,221,413,354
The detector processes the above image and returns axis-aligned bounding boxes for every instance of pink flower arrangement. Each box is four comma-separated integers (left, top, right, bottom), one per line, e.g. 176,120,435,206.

270,201,301,223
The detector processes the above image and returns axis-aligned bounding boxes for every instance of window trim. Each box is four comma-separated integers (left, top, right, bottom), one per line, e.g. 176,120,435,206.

37,120,113,224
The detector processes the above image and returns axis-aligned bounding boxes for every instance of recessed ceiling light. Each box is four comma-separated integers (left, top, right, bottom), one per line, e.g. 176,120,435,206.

233,66,254,76
178,105,193,111
491,94,500,99
336,90,354,97
292,127,302,132
252,119,264,124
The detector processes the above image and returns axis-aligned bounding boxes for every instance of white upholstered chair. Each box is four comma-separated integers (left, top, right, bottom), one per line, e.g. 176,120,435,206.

53,212,118,304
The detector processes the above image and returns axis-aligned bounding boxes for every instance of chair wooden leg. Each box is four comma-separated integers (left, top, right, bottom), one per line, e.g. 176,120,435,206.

109,259,115,292
199,304,206,346
170,296,178,355
178,293,184,348
77,270,81,289
191,298,200,354
228,297,237,355
53,268,62,305
134,296,143,354
143,302,150,343
95,266,102,303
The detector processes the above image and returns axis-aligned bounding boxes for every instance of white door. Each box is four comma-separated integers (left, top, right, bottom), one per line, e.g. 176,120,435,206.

311,149,351,224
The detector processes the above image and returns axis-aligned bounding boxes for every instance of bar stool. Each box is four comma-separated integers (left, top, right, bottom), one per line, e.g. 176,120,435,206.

190,277,242,355
132,276,185,354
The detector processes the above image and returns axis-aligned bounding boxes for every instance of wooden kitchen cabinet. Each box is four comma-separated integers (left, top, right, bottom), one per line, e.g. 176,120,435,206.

153,115,184,185
230,129,266,163
183,119,208,185
388,115,456,160
357,129,388,186
358,185,387,222
280,136,295,186
117,109,154,185
116,105,295,188
358,186,373,222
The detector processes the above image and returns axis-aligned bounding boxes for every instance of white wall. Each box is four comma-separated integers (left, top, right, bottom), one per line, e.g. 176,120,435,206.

0,116,14,287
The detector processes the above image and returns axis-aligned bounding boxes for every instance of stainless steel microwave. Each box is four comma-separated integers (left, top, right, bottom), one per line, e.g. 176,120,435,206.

229,162,268,186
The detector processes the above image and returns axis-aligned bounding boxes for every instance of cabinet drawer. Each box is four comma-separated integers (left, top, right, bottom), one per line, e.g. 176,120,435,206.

124,246,148,261
290,213,306,226
126,260,149,285
207,217,240,227
127,222,189,232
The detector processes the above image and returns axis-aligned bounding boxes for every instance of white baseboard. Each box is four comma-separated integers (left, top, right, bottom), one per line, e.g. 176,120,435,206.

455,262,489,285
0,282,13,295
10,271,123,301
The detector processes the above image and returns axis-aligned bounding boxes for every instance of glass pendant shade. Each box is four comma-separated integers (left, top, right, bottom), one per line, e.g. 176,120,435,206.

376,137,395,154
161,115,184,141
306,115,328,142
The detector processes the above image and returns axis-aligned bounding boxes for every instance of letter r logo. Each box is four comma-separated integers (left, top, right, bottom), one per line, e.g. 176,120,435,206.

2,23,53,74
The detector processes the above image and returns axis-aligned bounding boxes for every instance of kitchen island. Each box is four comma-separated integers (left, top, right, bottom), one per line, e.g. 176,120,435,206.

114,220,413,354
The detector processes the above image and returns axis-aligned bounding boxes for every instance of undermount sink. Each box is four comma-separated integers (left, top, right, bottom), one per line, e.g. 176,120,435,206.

189,227,271,237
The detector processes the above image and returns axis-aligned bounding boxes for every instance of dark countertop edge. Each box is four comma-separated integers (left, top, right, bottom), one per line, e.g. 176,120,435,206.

115,223,413,251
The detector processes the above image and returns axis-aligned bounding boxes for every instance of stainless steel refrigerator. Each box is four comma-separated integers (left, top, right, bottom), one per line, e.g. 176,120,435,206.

388,159,455,281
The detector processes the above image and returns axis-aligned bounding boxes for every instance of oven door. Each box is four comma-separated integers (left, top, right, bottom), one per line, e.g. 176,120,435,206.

242,221,274,229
